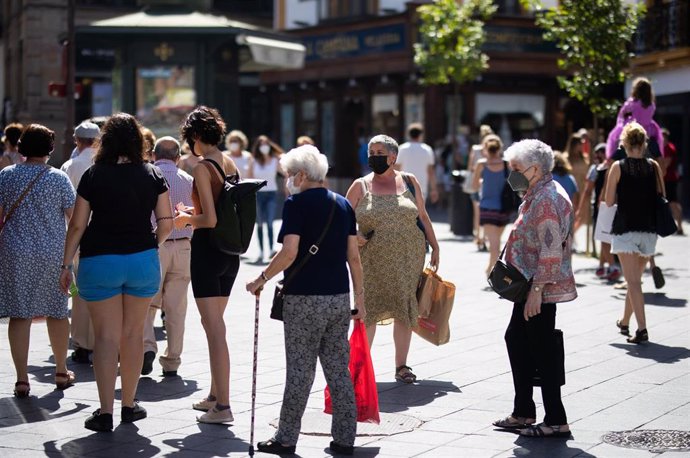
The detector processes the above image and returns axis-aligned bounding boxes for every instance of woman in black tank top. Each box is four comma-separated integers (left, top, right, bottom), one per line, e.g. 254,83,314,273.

605,122,666,344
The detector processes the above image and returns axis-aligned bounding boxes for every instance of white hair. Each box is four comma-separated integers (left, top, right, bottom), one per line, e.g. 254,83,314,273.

503,139,554,174
280,144,329,182
368,134,398,155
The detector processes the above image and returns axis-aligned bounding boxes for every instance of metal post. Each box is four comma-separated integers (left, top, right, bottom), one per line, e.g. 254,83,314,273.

62,0,75,163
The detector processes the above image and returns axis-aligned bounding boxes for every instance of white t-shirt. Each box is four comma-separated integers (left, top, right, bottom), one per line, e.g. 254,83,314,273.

60,147,96,188
397,141,435,196
253,156,279,192
228,150,252,178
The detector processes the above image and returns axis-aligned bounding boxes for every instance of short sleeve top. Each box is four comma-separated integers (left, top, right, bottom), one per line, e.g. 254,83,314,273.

278,188,357,295
77,162,168,257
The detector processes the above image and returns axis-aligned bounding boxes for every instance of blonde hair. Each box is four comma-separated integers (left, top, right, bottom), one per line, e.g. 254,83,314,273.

621,121,647,149
553,151,573,175
482,134,503,155
225,129,248,150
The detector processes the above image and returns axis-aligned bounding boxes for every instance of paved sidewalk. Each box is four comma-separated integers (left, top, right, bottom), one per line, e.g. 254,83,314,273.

1,219,688,457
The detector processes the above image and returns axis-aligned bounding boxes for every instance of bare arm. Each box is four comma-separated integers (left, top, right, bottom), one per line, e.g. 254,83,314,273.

408,174,440,269
604,162,621,207
174,164,218,229
346,235,366,320
60,196,91,294
653,160,666,197
427,164,439,203
154,191,173,245
345,178,369,247
472,161,485,192
246,234,299,294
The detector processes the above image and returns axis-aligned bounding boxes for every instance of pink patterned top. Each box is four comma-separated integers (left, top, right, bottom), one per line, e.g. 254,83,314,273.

505,174,577,304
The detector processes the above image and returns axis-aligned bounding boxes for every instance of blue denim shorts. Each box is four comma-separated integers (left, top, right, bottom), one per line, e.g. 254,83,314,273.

611,231,657,258
77,249,161,301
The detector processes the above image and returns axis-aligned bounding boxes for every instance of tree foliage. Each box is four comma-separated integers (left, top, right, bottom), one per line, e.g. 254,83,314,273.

522,0,645,119
414,0,497,86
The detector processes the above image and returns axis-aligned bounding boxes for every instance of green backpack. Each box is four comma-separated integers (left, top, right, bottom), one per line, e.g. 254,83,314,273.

205,159,267,255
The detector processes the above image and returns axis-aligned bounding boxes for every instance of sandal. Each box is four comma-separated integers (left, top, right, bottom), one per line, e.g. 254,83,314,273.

627,329,649,344
395,365,417,384
520,422,571,438
492,415,535,430
55,370,76,390
616,320,631,337
13,381,30,398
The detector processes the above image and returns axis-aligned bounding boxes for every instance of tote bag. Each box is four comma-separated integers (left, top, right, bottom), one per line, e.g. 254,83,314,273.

414,272,456,346
594,202,617,244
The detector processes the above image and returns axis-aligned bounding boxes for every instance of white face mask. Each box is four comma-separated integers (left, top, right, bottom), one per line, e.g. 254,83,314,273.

259,144,271,155
229,142,240,153
286,175,301,195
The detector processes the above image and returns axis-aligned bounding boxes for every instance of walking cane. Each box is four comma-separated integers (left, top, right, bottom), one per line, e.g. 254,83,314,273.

249,288,261,457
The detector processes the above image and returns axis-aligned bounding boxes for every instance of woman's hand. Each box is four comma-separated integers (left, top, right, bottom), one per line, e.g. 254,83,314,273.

430,248,440,271
352,295,366,321
246,277,266,296
173,211,191,230
59,269,73,296
356,233,369,247
523,289,543,321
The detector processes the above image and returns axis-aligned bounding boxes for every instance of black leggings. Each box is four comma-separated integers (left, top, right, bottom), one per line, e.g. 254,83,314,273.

190,229,240,298
504,302,567,425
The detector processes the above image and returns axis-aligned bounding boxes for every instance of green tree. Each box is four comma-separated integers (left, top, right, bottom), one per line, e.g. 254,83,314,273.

521,0,645,131
414,0,496,163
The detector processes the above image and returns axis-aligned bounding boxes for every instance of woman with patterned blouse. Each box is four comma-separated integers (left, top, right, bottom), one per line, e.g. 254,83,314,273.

492,139,576,439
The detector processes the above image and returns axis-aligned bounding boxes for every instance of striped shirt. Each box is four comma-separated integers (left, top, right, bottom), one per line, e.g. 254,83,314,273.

154,159,193,240
505,174,577,304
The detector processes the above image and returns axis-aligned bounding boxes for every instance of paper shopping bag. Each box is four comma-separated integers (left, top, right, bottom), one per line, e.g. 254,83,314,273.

324,320,380,423
414,272,455,346
594,202,617,243
416,267,443,318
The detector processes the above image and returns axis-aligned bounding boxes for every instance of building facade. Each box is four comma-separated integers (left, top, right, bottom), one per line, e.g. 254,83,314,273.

263,0,575,191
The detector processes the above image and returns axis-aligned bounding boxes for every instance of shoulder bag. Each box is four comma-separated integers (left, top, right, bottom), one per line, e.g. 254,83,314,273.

0,166,50,238
271,192,337,321
652,161,677,237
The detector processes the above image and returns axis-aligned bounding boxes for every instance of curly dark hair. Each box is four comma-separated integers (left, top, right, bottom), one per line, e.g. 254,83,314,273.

180,106,226,156
4,123,24,147
17,124,54,158
94,113,145,164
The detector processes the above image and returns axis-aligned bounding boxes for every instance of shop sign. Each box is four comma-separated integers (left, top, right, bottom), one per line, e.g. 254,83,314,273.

483,25,557,53
302,23,406,62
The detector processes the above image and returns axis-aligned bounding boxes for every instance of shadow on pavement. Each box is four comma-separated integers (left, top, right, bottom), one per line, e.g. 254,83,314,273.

45,425,161,457
643,292,687,307
326,445,380,457
0,391,88,428
29,362,95,385
132,376,199,402
161,427,250,457
609,342,690,364
376,380,461,413
507,435,595,457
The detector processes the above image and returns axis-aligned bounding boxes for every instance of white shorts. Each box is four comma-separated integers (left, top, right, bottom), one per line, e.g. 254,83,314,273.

611,231,657,257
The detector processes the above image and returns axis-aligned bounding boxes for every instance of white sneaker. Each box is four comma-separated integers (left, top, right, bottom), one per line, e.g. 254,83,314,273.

197,407,234,424
192,398,216,412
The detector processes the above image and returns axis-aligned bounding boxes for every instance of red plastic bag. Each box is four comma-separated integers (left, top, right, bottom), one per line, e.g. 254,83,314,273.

324,320,380,424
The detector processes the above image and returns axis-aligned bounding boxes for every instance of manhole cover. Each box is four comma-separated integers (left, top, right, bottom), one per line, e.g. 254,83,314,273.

602,430,690,453
270,411,422,437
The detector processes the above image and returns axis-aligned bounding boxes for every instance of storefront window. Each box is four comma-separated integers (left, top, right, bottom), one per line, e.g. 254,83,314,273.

372,93,399,137
300,99,317,139
92,82,113,117
475,93,545,144
280,103,295,149
321,101,335,161
405,94,424,126
135,66,195,137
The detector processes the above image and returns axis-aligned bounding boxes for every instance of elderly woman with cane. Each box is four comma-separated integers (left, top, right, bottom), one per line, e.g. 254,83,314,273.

491,139,577,438
247,144,365,456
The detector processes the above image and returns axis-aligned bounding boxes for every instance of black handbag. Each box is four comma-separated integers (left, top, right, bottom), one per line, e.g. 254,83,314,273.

653,168,678,237
488,244,532,303
532,329,565,387
270,192,337,321
500,161,521,214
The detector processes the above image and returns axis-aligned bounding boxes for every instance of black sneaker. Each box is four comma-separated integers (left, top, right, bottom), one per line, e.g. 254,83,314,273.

257,439,296,455
85,409,113,432
141,351,155,375
162,370,178,377
121,400,147,423
71,347,92,364
329,441,354,455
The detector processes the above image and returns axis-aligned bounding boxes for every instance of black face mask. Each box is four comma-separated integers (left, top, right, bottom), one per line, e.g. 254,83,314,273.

368,155,390,174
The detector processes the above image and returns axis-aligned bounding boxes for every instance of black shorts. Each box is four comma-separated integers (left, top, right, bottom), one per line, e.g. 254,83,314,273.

191,229,240,298
479,208,510,227
665,180,679,203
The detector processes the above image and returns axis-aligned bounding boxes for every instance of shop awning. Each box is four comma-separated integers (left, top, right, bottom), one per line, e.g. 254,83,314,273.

236,35,305,71
80,10,305,71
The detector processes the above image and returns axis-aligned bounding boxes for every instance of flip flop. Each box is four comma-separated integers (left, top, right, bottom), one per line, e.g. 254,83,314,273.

520,423,572,439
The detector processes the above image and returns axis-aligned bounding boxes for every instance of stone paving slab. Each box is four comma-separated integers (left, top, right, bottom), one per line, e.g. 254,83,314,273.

0,219,689,457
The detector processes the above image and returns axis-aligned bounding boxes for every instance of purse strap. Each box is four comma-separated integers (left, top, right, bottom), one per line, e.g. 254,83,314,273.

650,158,666,198
281,191,337,289
2,165,50,225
